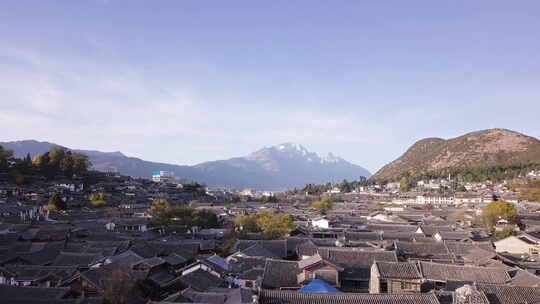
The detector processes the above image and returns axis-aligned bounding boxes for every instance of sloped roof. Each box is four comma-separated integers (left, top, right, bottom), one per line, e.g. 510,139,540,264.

234,240,287,259
207,254,229,271
2,264,78,282
435,231,472,241
240,243,281,259
316,248,398,268
259,289,441,304
477,284,540,304
52,252,103,267
374,261,422,279
0,285,70,301
462,247,498,266
297,254,344,271
381,231,416,242
178,268,226,291
508,269,540,287
418,262,510,284
261,259,299,289
396,242,452,260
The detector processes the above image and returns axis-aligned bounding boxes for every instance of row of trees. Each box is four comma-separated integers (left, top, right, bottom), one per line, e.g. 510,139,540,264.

32,147,90,178
296,176,370,195
234,210,294,239
0,145,90,184
519,180,540,202
408,162,540,184
148,199,219,228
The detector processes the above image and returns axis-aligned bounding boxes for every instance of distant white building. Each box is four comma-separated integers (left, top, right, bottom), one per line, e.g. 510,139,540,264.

392,197,416,205
152,171,174,183
416,195,455,205
528,170,540,179
417,179,442,190
312,218,330,229
327,187,341,194
386,182,400,191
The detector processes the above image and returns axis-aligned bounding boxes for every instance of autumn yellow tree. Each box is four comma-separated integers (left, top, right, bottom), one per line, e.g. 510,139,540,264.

234,211,294,239
89,192,107,208
147,199,171,214
482,200,518,229
519,180,540,202
310,198,333,214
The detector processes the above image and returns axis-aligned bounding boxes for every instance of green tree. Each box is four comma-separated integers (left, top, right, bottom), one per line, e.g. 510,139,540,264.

0,146,13,169
494,226,518,240
193,209,219,228
482,200,518,229
72,153,90,174
457,185,467,192
234,214,260,232
399,176,413,192
152,205,194,226
339,179,352,193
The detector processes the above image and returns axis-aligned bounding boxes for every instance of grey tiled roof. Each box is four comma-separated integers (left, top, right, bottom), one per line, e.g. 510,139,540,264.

51,252,103,267
508,269,540,287
436,231,472,241
178,268,227,291
234,240,287,258
297,254,344,271
258,289,441,304
419,262,510,284
476,283,540,304
316,248,398,268
0,285,70,302
240,243,281,259
396,242,453,260
374,261,422,279
261,259,299,289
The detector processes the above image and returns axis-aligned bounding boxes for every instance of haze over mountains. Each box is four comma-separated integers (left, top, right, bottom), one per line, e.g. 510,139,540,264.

372,128,540,181
0,140,371,190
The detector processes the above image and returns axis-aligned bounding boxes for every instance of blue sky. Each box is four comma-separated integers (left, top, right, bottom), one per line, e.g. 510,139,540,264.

1,1,540,173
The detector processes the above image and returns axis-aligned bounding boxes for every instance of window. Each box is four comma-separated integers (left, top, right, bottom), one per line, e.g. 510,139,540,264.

401,281,412,290
245,281,253,288
380,281,388,293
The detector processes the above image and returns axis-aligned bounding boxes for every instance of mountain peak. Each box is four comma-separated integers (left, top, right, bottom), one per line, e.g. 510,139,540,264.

2,140,371,190
322,152,343,164
275,143,309,155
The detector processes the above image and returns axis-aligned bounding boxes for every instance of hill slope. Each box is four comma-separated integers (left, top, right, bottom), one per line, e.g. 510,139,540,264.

0,141,370,190
372,128,540,181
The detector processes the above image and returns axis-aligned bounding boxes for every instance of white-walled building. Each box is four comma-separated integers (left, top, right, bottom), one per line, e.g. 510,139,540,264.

312,218,330,229
151,171,174,183
416,195,455,205
494,233,540,255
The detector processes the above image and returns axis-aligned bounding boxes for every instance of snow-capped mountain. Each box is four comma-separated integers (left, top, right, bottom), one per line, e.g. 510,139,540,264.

0,140,371,190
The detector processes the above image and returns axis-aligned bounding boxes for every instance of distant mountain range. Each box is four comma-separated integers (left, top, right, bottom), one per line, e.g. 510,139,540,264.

0,140,371,190
372,128,540,181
